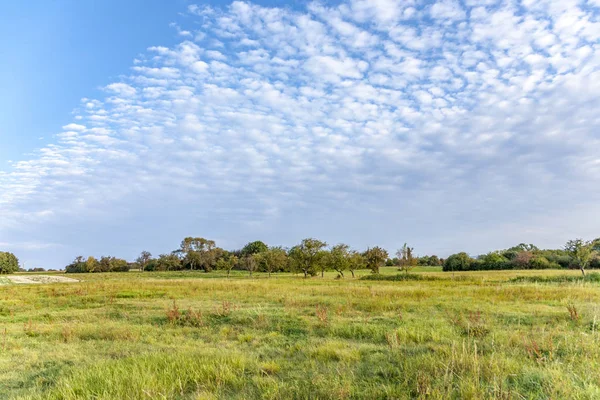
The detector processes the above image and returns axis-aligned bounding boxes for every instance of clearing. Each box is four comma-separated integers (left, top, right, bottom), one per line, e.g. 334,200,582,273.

2,275,79,285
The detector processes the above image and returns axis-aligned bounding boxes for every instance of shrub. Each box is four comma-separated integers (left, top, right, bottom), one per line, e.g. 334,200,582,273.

528,256,551,269
360,274,437,281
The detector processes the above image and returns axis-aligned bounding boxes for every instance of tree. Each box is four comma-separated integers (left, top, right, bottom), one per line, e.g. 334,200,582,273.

288,238,327,278
216,254,238,278
364,247,388,274
348,251,364,278
155,253,182,271
326,244,351,278
243,254,258,277
443,252,472,272
565,239,597,276
512,251,533,269
429,255,441,266
480,252,510,270
85,256,99,273
241,241,268,257
397,243,417,274
177,237,222,272
0,252,19,274
256,247,287,277
65,256,85,273
136,251,152,272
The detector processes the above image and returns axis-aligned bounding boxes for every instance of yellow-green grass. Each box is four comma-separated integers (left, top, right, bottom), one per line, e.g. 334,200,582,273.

1,268,600,399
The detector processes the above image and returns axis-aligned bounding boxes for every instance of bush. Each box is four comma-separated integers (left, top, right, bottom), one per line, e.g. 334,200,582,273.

511,273,600,284
360,274,438,282
528,256,551,269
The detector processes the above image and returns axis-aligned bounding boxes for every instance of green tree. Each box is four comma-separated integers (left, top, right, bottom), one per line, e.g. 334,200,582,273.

364,247,388,274
397,243,417,274
178,237,222,272
85,256,99,273
255,247,287,277
326,244,351,278
429,255,441,266
348,251,364,278
0,251,19,274
565,239,597,276
216,254,238,278
136,251,152,272
241,241,268,257
288,238,327,278
155,254,182,271
480,252,510,270
243,254,258,277
65,256,85,273
443,252,472,272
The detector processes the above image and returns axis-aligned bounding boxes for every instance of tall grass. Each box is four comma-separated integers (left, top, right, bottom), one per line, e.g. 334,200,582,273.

1,269,600,399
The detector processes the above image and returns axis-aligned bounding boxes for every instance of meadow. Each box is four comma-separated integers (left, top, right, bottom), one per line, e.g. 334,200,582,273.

1,267,600,399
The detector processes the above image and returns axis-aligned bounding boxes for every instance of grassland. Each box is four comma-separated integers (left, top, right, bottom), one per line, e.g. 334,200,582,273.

1,267,600,399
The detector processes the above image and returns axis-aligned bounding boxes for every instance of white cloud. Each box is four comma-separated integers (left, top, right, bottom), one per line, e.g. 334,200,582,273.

2,0,600,268
62,123,86,131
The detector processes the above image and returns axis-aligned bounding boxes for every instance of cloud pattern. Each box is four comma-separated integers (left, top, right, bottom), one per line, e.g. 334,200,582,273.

1,0,600,267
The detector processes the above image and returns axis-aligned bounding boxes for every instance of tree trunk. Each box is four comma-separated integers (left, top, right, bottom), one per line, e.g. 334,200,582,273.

581,267,586,277
268,270,271,278
321,270,324,278
350,270,355,278
303,270,308,278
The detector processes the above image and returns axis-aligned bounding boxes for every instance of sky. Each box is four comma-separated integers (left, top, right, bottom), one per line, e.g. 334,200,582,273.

1,0,599,269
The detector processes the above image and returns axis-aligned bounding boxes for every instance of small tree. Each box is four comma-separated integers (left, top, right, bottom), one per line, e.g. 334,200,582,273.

565,239,596,276
326,244,351,278
216,254,238,278
136,251,152,272
257,247,288,277
155,253,182,271
347,251,364,278
397,243,417,274
364,247,388,274
288,238,327,278
243,254,258,277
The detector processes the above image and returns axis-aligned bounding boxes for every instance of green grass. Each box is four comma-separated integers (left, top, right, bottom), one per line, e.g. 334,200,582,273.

1,268,600,399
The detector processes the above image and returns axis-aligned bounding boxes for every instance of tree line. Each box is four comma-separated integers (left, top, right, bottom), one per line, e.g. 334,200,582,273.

443,239,600,276
63,237,599,277
5,236,598,277
64,238,429,277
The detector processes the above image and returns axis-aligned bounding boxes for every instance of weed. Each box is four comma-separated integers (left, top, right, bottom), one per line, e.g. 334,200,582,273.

316,304,328,324
449,311,490,338
566,304,580,322
524,338,554,364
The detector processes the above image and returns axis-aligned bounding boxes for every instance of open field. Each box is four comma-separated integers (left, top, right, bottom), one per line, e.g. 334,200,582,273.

1,267,600,399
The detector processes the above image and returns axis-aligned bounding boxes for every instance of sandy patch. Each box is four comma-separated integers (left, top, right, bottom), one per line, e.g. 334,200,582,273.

6,275,79,284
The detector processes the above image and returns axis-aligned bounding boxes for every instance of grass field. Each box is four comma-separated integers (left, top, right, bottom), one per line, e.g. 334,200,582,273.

1,267,600,399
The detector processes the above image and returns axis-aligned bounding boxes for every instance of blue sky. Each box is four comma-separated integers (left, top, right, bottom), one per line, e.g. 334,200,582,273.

1,0,599,269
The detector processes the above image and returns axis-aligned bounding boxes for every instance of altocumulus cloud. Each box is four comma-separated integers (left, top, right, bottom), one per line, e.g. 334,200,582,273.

1,0,600,268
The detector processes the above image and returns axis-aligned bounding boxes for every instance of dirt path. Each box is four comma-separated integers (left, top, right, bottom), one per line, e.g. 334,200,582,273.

6,275,79,284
